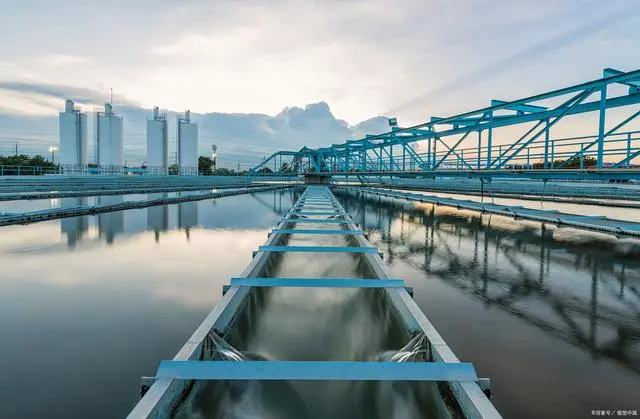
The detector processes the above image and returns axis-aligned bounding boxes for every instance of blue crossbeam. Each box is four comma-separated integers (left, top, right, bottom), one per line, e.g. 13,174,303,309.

283,219,354,224
156,360,478,381
272,229,362,235
259,245,376,253
291,211,346,215
298,205,338,208
295,208,340,212
298,199,334,202
229,278,405,288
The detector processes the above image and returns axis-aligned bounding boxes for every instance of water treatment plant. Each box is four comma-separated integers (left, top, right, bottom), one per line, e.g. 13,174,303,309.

1,67,639,419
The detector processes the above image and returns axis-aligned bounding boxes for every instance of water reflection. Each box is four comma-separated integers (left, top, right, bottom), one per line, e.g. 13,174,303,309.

52,189,301,248
60,197,89,248
0,189,300,419
336,189,640,418
147,193,169,243
337,190,640,374
178,199,199,241
97,195,125,244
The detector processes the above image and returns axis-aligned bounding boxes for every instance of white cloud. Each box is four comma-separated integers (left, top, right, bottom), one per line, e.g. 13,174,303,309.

0,0,639,146
35,54,91,67
0,89,61,116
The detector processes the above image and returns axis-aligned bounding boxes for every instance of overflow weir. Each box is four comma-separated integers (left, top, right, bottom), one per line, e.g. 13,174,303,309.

127,185,501,419
0,185,291,227
340,187,640,237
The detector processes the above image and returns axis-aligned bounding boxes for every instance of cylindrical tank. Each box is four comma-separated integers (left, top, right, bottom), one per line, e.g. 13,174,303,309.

178,111,198,176
58,99,88,174
147,107,168,175
97,103,124,174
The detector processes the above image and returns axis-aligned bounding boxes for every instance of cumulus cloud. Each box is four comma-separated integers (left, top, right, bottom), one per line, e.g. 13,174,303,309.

0,0,638,160
0,97,390,165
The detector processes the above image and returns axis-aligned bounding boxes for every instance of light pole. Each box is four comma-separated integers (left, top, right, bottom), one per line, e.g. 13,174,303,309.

49,146,58,163
212,144,217,173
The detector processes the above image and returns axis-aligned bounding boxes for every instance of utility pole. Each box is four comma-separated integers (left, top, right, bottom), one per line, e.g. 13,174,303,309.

237,161,240,175
14,142,18,156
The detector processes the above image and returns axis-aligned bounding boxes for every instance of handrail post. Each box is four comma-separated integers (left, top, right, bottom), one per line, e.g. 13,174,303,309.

543,118,550,169
477,130,482,169
627,133,632,168
596,83,607,168
486,112,493,169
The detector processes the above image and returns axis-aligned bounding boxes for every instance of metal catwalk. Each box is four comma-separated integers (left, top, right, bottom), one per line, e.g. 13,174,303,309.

127,186,502,419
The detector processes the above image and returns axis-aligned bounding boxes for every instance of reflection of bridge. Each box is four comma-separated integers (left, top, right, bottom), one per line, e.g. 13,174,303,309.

252,68,640,182
335,189,640,375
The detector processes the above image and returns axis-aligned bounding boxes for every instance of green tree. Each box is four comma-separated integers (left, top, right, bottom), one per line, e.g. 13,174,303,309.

198,156,214,175
0,154,57,175
214,168,234,176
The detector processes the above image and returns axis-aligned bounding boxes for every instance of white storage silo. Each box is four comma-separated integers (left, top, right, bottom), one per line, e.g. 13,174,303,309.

177,110,198,176
58,99,88,174
146,107,168,175
96,103,124,174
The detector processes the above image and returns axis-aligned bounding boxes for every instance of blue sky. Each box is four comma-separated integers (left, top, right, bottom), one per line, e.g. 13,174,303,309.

0,0,639,165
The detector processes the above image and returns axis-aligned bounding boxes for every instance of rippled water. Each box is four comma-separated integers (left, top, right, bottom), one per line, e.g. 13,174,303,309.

1,187,639,419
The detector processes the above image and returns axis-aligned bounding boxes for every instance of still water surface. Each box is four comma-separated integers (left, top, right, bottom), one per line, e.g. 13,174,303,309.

0,188,639,418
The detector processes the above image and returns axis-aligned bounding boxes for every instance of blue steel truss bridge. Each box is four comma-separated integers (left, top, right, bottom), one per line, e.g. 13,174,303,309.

250,68,640,183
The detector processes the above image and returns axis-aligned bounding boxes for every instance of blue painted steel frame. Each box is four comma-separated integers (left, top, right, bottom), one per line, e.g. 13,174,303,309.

156,360,478,381
229,277,405,288
250,68,640,181
283,218,355,224
271,229,362,234
258,245,377,253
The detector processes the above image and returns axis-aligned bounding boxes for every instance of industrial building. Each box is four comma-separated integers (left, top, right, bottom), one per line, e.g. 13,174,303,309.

177,110,198,176
58,99,88,174
146,107,169,175
96,103,123,174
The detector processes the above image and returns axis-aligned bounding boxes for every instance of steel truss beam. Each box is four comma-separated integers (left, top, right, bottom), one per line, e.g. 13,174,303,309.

250,68,640,180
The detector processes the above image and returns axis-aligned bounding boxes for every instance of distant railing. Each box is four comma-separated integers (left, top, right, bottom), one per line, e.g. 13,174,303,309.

0,165,259,177
250,130,640,178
